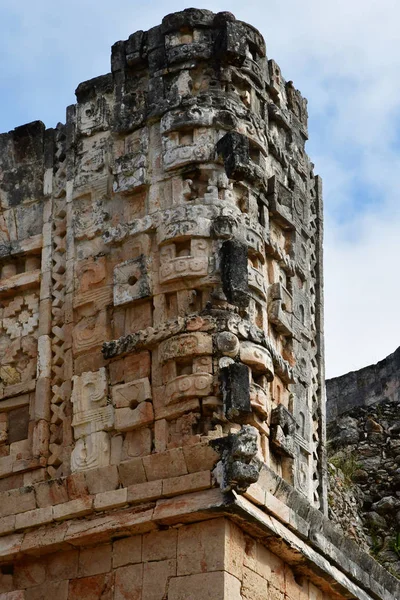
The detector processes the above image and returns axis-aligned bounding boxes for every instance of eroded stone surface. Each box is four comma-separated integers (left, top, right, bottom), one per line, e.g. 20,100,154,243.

327,356,400,579
1,7,394,600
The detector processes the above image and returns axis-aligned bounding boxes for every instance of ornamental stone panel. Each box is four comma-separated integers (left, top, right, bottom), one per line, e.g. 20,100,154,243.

0,9,397,600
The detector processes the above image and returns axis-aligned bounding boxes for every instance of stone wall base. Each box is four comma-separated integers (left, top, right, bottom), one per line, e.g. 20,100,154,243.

1,488,395,599
0,517,342,600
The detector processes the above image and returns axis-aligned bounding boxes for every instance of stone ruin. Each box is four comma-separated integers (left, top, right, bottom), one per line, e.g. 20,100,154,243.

0,7,398,600
327,347,400,578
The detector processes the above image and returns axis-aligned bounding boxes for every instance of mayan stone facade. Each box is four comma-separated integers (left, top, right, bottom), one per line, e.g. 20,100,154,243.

0,8,399,600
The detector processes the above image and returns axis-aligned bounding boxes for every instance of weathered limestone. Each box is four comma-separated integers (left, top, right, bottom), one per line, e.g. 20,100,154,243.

0,7,398,600
327,346,400,421
327,347,400,578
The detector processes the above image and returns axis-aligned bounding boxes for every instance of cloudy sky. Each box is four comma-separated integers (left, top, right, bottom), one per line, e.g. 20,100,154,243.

0,0,399,378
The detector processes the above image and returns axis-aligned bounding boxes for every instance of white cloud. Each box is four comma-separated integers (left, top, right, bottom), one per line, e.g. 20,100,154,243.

1,0,400,377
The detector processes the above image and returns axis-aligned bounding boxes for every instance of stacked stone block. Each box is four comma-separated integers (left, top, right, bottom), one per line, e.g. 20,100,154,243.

0,8,398,600
0,519,341,600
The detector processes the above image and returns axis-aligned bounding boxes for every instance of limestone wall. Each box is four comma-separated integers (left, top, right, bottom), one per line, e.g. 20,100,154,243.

0,516,387,599
0,7,326,511
0,7,398,600
0,457,399,599
327,349,400,576
328,396,400,577
0,519,332,600
326,346,400,421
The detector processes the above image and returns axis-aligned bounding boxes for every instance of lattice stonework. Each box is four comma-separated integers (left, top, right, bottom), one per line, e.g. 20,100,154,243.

0,10,326,510
48,125,69,477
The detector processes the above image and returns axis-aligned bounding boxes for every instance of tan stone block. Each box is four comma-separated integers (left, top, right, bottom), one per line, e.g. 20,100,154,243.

168,571,241,600
72,309,110,356
35,479,68,508
0,515,15,536
124,351,151,381
65,508,155,547
71,432,114,472
22,579,68,600
0,534,23,560
20,522,69,555
245,539,287,590
109,359,124,385
159,333,212,363
162,470,211,497
14,559,46,589
114,402,154,433
94,488,128,511
154,418,168,453
125,428,152,457
143,559,176,600
38,298,52,336
244,482,266,506
241,567,268,600
37,335,52,379
39,270,52,300
118,457,147,487
23,468,47,486
85,464,119,494
9,439,30,462
52,496,93,521
153,488,224,525
127,480,162,504
79,543,112,577
153,394,200,421
126,299,153,333
0,487,36,518
284,564,306,600
33,377,51,421
112,378,151,408
177,518,226,576
15,506,53,530
114,564,143,600
71,368,108,427
112,306,125,339
242,568,268,600
32,419,49,458
182,443,219,473
264,491,291,522
267,549,285,592
143,448,187,482
0,592,26,600
111,434,123,464
68,574,112,600
113,535,142,568
66,472,89,499
267,586,285,600
224,520,245,580
46,549,79,580
164,372,213,406
63,349,74,380
224,572,243,599
74,351,108,376
0,474,23,493
143,529,177,562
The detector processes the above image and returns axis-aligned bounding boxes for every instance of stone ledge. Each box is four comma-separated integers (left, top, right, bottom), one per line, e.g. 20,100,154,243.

0,464,215,533
0,269,40,295
0,442,218,519
1,456,399,597
0,487,396,600
238,465,400,600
